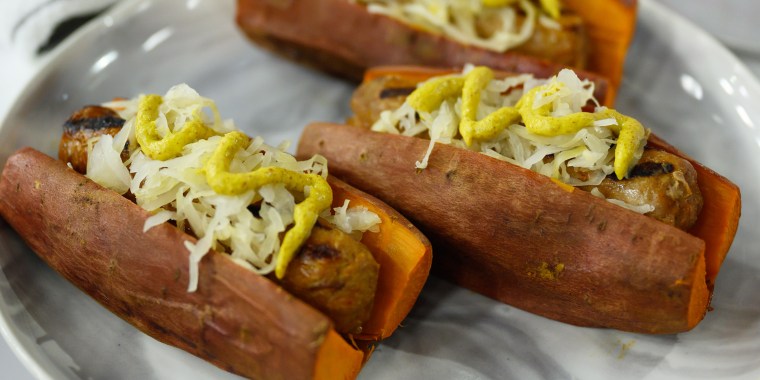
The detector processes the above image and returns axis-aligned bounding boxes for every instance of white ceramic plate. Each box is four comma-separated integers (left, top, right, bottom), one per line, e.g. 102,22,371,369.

656,0,760,54
1,0,759,379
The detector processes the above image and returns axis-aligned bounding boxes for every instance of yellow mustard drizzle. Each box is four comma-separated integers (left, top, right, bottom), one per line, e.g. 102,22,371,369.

481,0,518,7
516,84,596,136
405,66,648,179
595,109,650,180
538,0,561,19
464,107,522,146
462,67,494,123
204,131,333,279
136,94,216,160
517,84,649,179
407,76,465,113
135,96,332,279
460,67,521,145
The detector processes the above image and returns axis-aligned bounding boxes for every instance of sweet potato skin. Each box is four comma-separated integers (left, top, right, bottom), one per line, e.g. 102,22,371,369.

646,134,741,289
0,148,363,380
564,0,638,87
297,123,712,334
235,0,611,99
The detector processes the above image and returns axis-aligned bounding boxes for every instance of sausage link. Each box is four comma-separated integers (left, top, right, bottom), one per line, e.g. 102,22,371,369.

59,105,126,173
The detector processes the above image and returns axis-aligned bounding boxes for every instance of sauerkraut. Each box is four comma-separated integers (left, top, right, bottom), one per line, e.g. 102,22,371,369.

89,84,381,291
371,67,653,213
356,0,559,52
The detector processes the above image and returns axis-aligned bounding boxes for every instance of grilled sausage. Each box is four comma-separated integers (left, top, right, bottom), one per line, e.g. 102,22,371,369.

348,76,703,230
58,105,380,334
281,225,379,334
59,105,126,173
583,149,703,230
349,75,417,129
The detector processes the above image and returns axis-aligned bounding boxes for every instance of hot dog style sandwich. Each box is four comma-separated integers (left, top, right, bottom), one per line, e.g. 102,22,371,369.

0,85,432,379
297,66,741,334
236,0,636,90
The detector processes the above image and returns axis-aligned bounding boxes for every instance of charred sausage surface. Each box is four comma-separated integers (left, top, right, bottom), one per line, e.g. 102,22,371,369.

282,226,379,334
584,149,703,230
59,105,126,173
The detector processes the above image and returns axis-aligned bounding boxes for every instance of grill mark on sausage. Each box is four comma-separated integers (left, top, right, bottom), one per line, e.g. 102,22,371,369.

379,87,415,99
63,105,125,134
628,162,675,178
300,243,339,260
64,115,125,133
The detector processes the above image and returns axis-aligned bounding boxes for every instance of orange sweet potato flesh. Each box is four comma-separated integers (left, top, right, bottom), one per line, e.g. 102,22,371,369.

564,0,638,88
646,134,741,290
235,0,622,101
328,177,433,340
297,122,739,334
0,148,431,379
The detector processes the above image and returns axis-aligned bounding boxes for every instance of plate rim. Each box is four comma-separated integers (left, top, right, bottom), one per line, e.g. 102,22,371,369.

0,0,759,378
0,1,153,379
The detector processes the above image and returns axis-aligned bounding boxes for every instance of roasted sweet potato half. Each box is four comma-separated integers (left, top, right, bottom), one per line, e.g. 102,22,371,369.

235,0,636,93
563,0,638,88
0,148,432,379
295,67,741,334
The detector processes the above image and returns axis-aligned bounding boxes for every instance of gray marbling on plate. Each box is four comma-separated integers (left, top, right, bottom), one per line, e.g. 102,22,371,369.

0,0,759,379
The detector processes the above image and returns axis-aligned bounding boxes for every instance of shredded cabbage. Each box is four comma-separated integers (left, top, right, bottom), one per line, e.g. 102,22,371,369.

86,134,131,194
590,188,655,214
356,0,544,52
371,68,654,213
323,200,382,237
87,84,381,292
